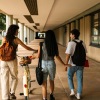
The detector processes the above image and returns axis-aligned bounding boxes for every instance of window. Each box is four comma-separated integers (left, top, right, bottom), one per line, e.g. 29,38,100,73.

38,32,45,38
91,11,100,47
35,32,45,39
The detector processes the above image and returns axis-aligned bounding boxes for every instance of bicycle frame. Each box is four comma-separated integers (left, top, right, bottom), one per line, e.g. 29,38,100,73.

19,64,31,100
19,55,35,100
23,64,31,99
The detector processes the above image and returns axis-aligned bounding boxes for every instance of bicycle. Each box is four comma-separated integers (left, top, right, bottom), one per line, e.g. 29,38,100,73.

19,56,35,100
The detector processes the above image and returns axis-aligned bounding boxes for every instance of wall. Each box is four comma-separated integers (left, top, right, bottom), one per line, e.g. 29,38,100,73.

54,27,65,45
54,15,100,62
84,16,100,62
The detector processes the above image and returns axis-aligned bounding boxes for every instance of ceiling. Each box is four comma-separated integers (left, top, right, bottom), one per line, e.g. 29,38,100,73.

0,0,100,32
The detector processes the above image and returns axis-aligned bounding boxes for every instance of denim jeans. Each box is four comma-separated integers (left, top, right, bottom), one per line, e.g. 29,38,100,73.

42,60,56,81
67,66,84,94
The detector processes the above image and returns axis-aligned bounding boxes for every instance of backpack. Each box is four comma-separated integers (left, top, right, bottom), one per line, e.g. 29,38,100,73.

71,40,86,66
0,42,16,61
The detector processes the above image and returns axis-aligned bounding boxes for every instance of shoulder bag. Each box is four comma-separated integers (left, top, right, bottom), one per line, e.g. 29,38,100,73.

35,42,43,85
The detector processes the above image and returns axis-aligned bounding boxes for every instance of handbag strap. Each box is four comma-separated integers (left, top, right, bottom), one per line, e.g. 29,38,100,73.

38,42,43,68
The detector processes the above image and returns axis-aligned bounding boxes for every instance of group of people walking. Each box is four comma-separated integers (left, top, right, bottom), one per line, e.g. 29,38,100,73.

0,24,87,100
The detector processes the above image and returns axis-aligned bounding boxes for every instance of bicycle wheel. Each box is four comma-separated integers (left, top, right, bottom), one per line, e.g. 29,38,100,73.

25,96,29,100
27,69,31,94
28,79,31,93
23,75,29,99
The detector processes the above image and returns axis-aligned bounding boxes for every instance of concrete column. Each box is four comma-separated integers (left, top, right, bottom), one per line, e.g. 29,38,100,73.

30,30,32,41
27,27,30,44
13,19,19,37
24,26,27,44
17,22,20,38
6,15,13,33
18,23,21,39
30,29,34,41
13,19,18,25
18,23,24,42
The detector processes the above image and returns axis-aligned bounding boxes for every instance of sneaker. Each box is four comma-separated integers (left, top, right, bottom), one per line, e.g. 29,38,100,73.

75,94,81,100
69,94,75,97
10,93,16,99
70,92,75,97
50,94,55,100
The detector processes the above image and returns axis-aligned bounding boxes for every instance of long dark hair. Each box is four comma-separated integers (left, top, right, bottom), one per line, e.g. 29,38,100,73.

44,30,58,56
6,24,19,44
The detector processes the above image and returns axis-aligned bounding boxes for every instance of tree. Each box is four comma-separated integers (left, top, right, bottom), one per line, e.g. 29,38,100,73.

0,13,6,33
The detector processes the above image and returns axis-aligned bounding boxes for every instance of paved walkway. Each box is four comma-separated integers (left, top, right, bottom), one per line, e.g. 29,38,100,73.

0,39,100,100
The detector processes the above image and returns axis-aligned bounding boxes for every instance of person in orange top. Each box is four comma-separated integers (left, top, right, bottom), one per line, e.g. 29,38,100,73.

0,24,37,100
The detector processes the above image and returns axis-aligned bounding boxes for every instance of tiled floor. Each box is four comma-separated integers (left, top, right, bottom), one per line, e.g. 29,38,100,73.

0,39,100,100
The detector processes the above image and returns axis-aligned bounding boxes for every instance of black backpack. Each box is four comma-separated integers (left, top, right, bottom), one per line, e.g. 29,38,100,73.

71,40,86,66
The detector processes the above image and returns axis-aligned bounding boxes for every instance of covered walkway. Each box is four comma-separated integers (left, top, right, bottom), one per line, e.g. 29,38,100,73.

0,39,100,100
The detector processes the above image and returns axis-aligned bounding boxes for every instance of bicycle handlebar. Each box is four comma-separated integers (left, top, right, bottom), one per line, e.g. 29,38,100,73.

18,56,32,66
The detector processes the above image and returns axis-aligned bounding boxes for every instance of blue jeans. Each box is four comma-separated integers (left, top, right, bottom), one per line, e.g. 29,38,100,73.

67,66,84,94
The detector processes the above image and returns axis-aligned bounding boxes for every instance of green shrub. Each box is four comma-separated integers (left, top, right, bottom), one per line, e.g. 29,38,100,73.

0,40,2,45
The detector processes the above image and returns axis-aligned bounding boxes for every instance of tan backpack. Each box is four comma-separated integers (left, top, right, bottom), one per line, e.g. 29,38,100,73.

0,42,16,61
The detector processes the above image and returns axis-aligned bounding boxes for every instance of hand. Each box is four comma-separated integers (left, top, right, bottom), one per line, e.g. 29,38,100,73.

65,67,67,71
29,54,36,59
33,50,38,53
29,56,32,59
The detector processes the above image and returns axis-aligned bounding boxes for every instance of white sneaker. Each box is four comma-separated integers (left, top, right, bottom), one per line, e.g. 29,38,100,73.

75,94,81,100
70,92,75,97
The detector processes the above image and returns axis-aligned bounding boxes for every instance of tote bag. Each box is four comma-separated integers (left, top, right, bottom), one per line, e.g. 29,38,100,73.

36,42,43,85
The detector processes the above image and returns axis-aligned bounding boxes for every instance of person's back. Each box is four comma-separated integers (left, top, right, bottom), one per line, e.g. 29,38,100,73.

0,24,37,100
66,39,87,66
31,30,65,100
42,42,54,61
65,29,87,100
71,40,86,66
0,37,18,61
41,30,58,100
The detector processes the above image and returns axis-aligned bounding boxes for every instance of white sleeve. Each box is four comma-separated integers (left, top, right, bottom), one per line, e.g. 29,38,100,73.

65,42,73,55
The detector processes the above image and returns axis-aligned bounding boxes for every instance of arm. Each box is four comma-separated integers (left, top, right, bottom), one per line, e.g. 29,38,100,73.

30,45,40,59
16,37,37,51
64,53,71,71
65,42,73,70
56,55,65,66
65,53,71,66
